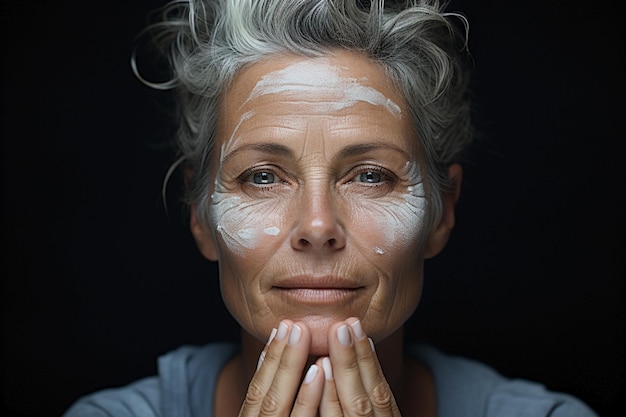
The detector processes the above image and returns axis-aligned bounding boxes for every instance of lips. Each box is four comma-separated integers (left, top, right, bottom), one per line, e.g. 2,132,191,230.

272,276,364,304
273,275,363,290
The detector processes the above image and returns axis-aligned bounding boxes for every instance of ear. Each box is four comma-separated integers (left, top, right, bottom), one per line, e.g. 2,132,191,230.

424,163,463,259
190,205,219,261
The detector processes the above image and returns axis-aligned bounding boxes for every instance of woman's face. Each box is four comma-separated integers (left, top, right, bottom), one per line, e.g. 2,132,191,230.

192,51,452,355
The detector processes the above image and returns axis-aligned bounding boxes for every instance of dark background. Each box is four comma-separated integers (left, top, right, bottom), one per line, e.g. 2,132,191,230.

1,1,623,416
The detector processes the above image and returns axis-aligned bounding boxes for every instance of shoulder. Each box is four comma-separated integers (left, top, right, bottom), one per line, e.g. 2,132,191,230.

484,379,598,417
406,344,598,417
62,342,240,417
62,377,159,417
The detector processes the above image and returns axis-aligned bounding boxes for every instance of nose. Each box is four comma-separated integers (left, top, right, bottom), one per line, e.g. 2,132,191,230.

290,188,346,252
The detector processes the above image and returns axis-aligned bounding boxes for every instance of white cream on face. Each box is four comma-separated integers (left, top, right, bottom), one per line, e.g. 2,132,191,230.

210,58,414,255
209,54,434,353
348,160,427,257
209,140,285,255
264,227,280,236
243,59,401,116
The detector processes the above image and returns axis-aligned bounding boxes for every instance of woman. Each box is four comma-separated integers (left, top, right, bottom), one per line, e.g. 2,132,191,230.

64,1,597,416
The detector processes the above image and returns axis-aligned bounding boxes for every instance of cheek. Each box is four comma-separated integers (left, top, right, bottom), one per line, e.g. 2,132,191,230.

348,190,428,256
210,191,287,334
347,193,427,340
209,189,287,257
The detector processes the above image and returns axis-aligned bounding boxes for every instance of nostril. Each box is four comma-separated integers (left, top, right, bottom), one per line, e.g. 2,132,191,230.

291,219,346,251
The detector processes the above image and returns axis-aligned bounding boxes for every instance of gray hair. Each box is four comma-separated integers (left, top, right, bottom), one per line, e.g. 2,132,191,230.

134,0,472,226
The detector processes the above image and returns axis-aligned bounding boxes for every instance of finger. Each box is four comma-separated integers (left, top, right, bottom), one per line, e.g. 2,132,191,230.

328,319,401,416
327,320,374,417
346,319,399,415
256,327,278,370
319,357,344,416
290,361,325,417
259,321,311,417
238,321,291,416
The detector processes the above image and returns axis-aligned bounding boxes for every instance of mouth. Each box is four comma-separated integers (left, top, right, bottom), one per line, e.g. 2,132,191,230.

272,276,365,305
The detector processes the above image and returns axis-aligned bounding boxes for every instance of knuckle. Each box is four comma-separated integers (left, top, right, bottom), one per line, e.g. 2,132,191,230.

263,348,282,367
341,357,361,375
259,392,281,416
349,394,373,417
370,380,393,409
244,380,266,405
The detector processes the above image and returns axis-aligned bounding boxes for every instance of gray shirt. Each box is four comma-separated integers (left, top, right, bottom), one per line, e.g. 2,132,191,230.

63,343,597,417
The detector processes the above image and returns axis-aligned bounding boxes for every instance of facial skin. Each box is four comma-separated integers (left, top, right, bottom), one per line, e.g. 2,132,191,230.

191,50,456,356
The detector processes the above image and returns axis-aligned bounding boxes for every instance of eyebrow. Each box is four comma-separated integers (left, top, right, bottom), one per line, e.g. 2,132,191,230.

222,143,294,163
337,143,412,160
222,141,412,162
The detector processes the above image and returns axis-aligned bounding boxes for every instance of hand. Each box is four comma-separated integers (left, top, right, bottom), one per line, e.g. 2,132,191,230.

239,318,402,417
319,318,402,416
239,320,325,417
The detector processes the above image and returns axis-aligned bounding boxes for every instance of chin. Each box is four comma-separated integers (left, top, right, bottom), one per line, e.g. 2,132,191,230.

308,332,330,356
300,315,344,357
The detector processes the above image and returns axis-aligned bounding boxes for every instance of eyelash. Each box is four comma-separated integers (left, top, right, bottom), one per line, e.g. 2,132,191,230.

238,166,287,190
238,165,397,193
348,166,396,186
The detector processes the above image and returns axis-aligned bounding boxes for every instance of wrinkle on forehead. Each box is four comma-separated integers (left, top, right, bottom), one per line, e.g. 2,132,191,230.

300,120,329,161
220,110,254,163
242,59,402,116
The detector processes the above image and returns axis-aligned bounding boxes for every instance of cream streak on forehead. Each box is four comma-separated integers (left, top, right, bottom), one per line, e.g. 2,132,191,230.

243,60,402,116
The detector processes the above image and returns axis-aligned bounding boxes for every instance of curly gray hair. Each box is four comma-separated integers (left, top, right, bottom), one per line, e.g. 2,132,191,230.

135,0,472,226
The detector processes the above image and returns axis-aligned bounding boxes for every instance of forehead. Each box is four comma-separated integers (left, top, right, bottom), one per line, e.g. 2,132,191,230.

217,51,417,157
225,51,403,108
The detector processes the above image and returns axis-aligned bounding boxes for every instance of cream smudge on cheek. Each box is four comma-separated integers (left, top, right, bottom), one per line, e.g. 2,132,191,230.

359,161,427,255
209,138,284,255
264,227,280,236
210,185,284,255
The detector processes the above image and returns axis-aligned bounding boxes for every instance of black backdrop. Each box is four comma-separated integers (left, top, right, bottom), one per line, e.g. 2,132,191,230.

1,1,623,416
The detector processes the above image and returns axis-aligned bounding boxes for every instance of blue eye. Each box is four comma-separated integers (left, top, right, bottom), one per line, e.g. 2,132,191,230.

253,171,276,184
358,171,382,183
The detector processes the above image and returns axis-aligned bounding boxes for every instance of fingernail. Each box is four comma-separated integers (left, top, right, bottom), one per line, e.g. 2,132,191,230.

337,325,352,346
288,324,302,346
350,320,365,340
368,337,376,352
322,357,333,380
266,328,277,346
256,350,266,371
276,321,288,341
303,364,318,384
